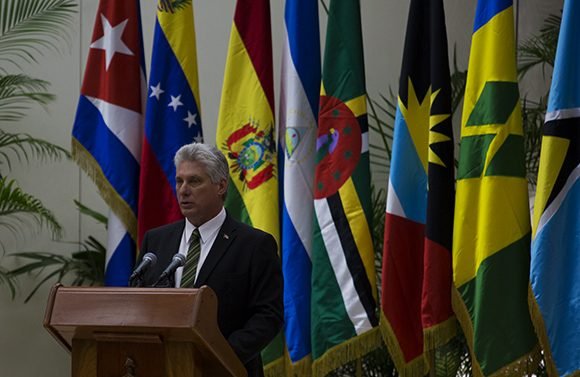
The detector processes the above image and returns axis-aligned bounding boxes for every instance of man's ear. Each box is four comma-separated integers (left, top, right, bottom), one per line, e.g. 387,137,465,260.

217,179,228,197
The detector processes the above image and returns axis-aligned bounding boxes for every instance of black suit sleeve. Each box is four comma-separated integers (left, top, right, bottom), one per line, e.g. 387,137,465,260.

226,231,284,364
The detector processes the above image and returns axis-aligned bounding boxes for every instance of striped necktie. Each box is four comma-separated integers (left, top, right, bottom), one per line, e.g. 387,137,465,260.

181,228,201,288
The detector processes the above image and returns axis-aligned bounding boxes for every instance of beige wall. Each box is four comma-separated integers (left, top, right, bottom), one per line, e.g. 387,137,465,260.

0,0,561,375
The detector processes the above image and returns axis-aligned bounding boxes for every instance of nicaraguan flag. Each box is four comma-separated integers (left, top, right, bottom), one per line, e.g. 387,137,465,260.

71,0,146,286
279,0,320,368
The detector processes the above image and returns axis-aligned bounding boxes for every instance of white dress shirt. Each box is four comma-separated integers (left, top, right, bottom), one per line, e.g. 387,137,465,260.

174,207,226,287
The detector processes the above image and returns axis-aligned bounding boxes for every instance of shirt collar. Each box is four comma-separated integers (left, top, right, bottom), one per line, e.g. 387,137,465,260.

184,207,226,244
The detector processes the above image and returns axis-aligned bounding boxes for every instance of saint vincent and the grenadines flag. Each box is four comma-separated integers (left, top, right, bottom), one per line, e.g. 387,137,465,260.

216,0,283,374
138,0,203,244
71,0,146,286
279,0,320,372
453,0,538,375
530,1,580,375
381,0,455,375
311,0,380,375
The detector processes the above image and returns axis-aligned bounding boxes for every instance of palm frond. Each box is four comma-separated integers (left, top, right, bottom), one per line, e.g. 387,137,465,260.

518,12,560,80
450,45,467,115
7,237,105,302
74,199,108,226
0,177,63,245
0,264,18,298
0,0,77,70
0,74,54,122
0,130,69,171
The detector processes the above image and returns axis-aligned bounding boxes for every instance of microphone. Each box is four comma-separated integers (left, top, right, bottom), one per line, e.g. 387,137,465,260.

129,252,157,287
153,253,186,287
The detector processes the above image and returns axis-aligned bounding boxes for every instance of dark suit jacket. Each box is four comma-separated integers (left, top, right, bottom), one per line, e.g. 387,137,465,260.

138,214,283,377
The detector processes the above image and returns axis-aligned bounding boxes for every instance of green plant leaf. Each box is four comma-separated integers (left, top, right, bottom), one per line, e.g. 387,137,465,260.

0,0,77,71
0,74,55,122
0,177,63,246
74,199,108,226
0,129,69,170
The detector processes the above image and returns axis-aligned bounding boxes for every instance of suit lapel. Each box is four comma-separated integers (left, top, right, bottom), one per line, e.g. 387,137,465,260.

195,215,237,287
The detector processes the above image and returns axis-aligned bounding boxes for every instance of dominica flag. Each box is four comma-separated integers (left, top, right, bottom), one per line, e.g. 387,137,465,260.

381,0,455,374
71,0,146,286
216,0,283,374
452,0,539,375
279,0,320,373
311,0,381,375
530,1,580,375
138,0,203,243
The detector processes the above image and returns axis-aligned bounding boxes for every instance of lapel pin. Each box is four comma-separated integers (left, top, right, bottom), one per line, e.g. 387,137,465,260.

223,234,229,240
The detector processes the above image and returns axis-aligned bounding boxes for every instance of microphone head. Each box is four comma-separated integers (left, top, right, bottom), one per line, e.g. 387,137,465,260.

173,253,186,267
143,252,158,266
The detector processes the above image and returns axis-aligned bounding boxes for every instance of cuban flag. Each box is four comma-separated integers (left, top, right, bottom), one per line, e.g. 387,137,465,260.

279,0,320,366
71,0,146,286
138,0,203,243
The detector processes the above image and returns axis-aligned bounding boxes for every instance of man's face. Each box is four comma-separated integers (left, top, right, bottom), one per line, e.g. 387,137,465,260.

175,160,227,226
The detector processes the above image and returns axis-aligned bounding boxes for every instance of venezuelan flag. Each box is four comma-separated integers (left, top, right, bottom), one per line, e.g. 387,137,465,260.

453,0,538,375
530,1,580,375
216,0,282,374
138,0,203,243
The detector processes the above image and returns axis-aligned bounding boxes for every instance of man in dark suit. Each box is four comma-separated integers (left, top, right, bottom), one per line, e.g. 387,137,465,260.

137,143,283,377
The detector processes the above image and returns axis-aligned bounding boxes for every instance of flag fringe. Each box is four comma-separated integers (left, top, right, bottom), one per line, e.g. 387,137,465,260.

283,351,312,377
452,286,542,377
72,138,137,240
527,285,558,377
311,326,382,377
423,316,458,352
264,356,285,377
379,312,429,377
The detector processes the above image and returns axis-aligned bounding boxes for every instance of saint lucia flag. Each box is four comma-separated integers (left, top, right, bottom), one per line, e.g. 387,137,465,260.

138,0,203,243
216,0,283,374
71,0,146,286
530,1,580,375
279,0,320,371
311,0,381,375
453,0,539,375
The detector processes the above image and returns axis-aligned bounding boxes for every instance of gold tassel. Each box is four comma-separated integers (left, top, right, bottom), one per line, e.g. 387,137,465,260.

72,139,138,241
311,326,383,377
379,312,429,377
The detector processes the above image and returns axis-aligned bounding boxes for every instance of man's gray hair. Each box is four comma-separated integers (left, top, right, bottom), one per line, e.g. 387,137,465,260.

174,143,229,184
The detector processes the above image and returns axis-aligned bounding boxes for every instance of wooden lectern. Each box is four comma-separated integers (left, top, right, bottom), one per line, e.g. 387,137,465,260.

44,284,247,377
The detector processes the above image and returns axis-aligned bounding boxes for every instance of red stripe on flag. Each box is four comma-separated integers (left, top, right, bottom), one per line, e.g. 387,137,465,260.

233,0,274,111
137,139,182,245
422,237,453,329
382,212,424,362
81,1,143,113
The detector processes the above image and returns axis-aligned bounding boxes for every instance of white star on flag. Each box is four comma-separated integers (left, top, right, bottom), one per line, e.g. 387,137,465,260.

150,83,164,99
194,134,203,143
90,15,134,70
168,95,183,111
183,111,198,128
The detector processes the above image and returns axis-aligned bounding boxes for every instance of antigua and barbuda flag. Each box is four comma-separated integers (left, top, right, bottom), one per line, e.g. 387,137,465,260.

279,0,320,372
216,0,283,374
310,0,381,375
381,0,455,375
71,0,146,286
452,0,539,375
530,1,580,375
138,0,203,244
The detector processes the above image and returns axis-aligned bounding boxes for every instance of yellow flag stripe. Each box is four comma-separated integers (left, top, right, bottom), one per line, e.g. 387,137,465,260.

158,4,202,108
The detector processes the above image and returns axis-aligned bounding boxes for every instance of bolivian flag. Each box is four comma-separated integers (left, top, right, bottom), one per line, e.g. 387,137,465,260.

453,0,539,375
216,0,282,374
